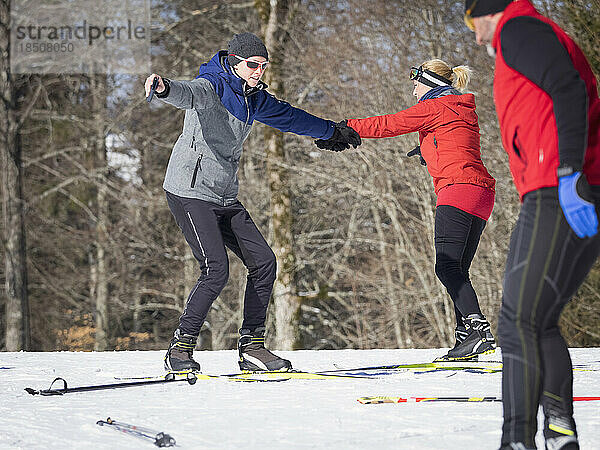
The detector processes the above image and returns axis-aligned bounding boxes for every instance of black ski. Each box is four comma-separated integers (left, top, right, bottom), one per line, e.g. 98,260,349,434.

326,360,596,375
116,369,371,382
219,369,372,380
325,361,503,374
114,370,291,383
96,417,176,447
25,371,197,396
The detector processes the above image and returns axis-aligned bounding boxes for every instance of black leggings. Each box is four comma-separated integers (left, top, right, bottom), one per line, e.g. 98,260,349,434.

166,191,277,336
499,187,600,447
435,205,487,327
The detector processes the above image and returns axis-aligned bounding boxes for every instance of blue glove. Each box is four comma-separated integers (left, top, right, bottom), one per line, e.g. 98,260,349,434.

558,171,598,238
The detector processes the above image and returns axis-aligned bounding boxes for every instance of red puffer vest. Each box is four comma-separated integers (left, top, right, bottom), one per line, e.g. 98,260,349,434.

492,0,600,200
347,93,495,195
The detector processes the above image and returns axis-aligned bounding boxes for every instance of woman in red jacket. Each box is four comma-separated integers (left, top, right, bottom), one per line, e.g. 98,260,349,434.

319,59,496,361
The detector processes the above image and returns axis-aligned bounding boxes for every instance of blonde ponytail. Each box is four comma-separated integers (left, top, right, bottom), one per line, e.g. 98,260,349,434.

421,59,472,92
451,65,472,91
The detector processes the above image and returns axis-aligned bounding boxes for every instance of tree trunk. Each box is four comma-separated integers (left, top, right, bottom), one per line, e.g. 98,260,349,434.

90,75,109,351
1,0,30,351
256,0,299,350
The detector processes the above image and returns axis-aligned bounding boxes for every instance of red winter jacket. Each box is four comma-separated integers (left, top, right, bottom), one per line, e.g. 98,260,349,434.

347,94,496,195
492,0,600,199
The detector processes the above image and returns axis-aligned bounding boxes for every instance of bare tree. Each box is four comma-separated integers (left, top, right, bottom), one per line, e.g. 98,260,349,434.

255,0,301,350
272,0,516,349
87,74,110,351
1,0,30,351
2,0,596,354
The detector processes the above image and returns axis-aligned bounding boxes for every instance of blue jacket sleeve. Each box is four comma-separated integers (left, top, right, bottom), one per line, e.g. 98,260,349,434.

254,92,335,139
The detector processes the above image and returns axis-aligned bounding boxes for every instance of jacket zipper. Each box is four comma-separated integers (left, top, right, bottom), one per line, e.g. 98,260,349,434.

191,154,202,188
221,83,255,202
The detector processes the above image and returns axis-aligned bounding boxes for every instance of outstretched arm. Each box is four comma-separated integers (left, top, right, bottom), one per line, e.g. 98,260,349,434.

347,101,441,139
144,74,215,110
254,92,335,139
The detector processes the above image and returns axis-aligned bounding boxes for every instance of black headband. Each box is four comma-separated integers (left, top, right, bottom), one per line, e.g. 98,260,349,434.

410,66,453,88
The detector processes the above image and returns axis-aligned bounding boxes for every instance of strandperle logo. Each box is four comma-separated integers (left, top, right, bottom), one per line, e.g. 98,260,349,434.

10,0,150,74
14,20,147,46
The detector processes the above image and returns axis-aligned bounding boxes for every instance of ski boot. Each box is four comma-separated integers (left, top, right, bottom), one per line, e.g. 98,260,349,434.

238,326,292,372
164,329,201,372
437,314,496,361
542,393,579,450
434,325,469,362
499,444,535,450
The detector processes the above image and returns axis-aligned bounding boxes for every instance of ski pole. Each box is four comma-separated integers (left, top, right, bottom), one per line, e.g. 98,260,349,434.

97,417,176,447
358,396,600,404
147,76,159,103
25,371,197,396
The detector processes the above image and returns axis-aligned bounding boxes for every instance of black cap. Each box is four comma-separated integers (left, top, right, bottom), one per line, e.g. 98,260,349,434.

227,32,268,67
465,0,512,18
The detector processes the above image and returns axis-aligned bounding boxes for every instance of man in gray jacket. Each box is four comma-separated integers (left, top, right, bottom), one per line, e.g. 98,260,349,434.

145,32,360,372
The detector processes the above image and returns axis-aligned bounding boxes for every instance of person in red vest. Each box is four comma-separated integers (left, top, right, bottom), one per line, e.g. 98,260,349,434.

465,1,600,448
316,58,497,362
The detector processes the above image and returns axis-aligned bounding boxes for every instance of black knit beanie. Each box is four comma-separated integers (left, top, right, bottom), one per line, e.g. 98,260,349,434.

227,32,268,67
465,0,512,17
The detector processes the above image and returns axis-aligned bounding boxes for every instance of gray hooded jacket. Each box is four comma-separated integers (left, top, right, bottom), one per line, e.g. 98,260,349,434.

158,51,335,206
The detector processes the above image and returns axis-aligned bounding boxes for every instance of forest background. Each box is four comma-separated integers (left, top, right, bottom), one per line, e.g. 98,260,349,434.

1,0,599,353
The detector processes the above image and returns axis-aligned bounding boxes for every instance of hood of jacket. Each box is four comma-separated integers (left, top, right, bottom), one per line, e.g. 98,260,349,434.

192,51,268,124
196,51,267,96
429,92,479,127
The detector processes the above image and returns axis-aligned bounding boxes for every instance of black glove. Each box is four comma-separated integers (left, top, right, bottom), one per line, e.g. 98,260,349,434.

314,120,362,152
407,145,427,166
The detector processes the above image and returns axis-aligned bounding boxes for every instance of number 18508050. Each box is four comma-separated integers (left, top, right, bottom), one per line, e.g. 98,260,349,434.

18,42,74,53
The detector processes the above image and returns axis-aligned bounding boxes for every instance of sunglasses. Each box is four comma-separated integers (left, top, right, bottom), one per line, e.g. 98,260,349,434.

229,54,269,71
409,66,422,81
409,66,453,88
464,0,479,31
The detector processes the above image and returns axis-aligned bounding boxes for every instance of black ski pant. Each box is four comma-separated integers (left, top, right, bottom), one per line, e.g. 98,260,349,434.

499,187,600,447
434,205,487,328
166,192,277,336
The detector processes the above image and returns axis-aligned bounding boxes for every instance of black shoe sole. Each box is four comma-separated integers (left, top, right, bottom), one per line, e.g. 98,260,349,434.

238,359,292,372
438,343,496,362
434,353,480,362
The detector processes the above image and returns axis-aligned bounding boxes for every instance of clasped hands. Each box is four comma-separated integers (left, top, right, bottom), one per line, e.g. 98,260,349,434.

314,120,362,152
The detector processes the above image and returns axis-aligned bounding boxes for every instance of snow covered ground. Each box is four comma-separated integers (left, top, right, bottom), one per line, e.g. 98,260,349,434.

1,348,599,449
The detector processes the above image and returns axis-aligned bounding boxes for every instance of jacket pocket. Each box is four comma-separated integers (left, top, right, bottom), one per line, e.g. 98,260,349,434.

511,128,528,185
512,128,525,161
191,154,203,188
190,123,197,150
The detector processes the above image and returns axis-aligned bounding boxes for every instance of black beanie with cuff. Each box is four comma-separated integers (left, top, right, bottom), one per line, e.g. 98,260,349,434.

227,32,268,67
465,0,512,18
